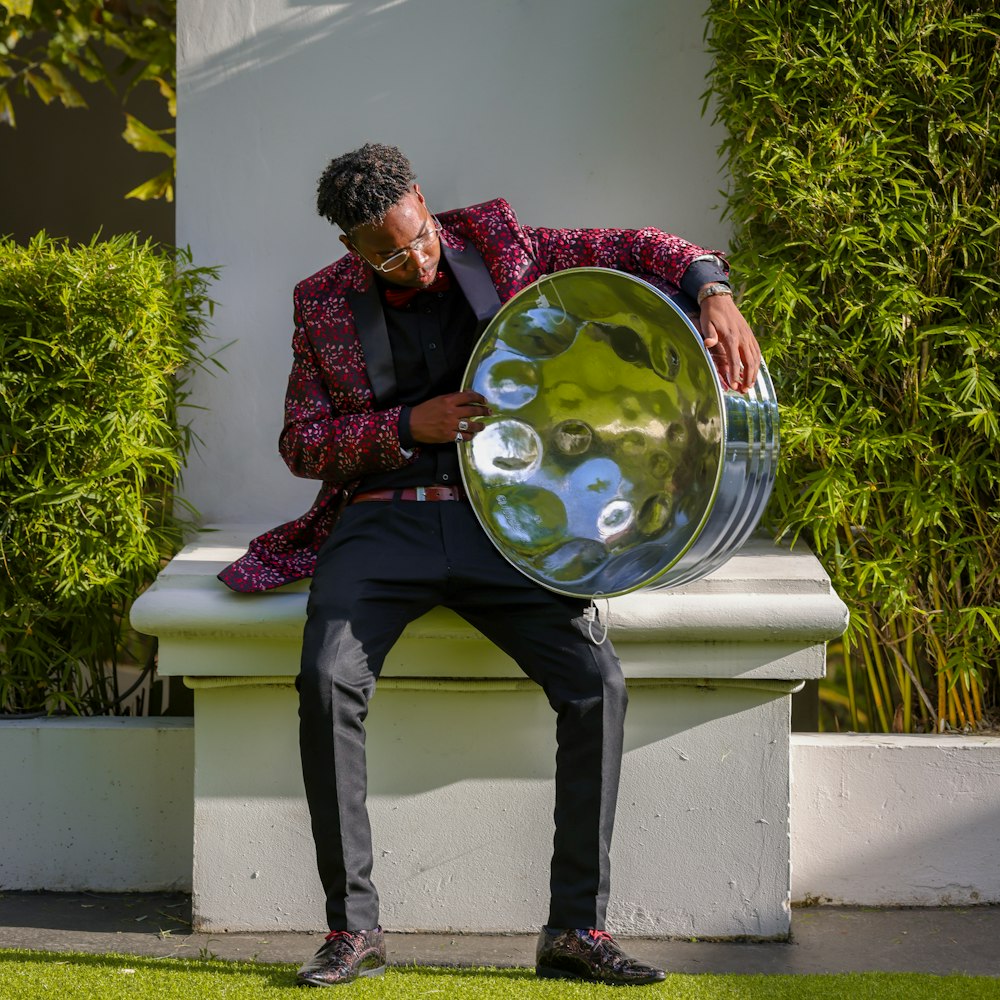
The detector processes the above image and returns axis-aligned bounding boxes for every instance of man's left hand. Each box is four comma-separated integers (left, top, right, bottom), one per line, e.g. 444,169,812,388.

696,292,761,393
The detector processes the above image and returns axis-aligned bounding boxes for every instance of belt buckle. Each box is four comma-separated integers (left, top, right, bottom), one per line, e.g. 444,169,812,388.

415,486,427,501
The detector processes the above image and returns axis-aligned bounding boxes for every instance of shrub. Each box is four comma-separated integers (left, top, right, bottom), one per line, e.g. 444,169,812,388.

0,232,216,715
706,1,1000,731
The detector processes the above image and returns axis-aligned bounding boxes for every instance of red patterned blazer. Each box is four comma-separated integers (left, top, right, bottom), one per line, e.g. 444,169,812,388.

219,198,723,592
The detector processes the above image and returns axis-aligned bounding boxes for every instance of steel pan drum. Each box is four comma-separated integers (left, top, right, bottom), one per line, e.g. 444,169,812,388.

459,267,779,598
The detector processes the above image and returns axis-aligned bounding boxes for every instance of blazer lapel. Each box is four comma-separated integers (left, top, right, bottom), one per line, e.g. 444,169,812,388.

349,241,501,406
348,281,396,406
442,241,501,338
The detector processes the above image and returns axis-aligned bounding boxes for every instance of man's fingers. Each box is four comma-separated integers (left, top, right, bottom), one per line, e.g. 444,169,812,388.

704,323,764,393
706,323,738,385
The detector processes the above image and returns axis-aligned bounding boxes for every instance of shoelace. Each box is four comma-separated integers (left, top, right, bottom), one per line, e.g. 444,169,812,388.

587,929,614,944
325,930,354,942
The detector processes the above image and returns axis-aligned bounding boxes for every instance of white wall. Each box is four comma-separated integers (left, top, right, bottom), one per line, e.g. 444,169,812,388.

176,0,730,524
790,734,1000,906
6,723,998,909
0,719,193,891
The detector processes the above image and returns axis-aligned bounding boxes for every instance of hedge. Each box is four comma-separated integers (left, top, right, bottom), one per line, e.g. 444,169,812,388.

707,0,1000,731
0,233,216,715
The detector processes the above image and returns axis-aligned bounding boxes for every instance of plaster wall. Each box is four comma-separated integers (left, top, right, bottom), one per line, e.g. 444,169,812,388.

790,734,1000,906
191,682,791,936
175,0,729,524
0,719,193,892
4,723,998,912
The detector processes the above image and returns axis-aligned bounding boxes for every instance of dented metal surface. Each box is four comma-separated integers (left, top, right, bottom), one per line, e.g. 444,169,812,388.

461,268,779,597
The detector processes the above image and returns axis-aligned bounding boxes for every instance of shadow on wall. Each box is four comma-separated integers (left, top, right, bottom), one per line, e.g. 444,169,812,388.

191,681,786,799
179,0,717,230
793,802,1000,907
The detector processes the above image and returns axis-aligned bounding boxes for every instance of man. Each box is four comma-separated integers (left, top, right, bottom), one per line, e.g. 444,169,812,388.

220,143,760,986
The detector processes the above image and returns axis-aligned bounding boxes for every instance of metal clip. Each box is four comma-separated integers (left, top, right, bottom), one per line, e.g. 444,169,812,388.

585,595,610,645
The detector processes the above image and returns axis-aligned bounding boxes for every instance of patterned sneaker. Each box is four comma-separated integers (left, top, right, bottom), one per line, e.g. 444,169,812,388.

535,927,666,985
296,927,386,986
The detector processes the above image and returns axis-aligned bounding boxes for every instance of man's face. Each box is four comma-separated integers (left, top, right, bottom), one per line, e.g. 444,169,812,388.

341,184,442,288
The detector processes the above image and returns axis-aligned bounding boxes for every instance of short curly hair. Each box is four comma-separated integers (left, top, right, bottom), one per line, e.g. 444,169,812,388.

316,143,416,233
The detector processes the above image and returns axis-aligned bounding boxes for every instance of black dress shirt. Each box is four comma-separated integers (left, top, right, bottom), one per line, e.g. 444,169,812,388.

356,261,478,492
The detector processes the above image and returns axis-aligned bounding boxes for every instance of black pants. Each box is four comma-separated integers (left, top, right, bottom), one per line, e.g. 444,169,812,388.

297,499,627,931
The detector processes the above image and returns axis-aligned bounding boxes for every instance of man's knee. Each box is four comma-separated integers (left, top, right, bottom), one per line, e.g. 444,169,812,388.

299,611,376,708
554,647,626,717
596,660,628,725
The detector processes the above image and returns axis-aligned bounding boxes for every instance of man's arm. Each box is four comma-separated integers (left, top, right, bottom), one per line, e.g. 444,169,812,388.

522,224,761,392
278,301,414,482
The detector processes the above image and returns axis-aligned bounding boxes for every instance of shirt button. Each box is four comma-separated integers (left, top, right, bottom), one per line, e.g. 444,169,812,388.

441,473,450,481
428,342,437,350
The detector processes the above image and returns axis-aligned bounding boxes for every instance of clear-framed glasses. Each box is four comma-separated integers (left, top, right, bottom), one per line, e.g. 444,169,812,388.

365,217,443,273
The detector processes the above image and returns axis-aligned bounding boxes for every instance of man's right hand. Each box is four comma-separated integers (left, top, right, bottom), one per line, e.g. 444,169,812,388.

410,391,491,444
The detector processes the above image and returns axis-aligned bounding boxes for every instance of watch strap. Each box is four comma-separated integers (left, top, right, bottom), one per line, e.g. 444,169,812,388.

696,282,733,305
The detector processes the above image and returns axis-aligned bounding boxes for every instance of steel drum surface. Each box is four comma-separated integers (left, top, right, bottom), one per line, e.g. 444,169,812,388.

459,267,778,598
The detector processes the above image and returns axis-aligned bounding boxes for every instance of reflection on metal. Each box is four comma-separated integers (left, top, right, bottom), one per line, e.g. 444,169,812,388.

459,267,779,598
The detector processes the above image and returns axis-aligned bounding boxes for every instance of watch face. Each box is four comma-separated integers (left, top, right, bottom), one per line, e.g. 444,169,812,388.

698,283,732,304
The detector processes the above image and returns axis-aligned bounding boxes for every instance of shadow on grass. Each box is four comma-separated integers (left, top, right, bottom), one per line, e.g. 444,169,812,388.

0,949,538,989
390,963,535,979
0,950,299,989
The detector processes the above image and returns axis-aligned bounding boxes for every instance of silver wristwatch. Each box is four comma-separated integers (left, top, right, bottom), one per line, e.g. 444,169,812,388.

696,282,733,305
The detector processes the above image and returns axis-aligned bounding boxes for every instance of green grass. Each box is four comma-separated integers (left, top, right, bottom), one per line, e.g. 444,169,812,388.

1,950,998,1000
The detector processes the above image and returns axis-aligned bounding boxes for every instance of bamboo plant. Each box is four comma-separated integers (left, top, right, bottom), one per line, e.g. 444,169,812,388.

706,0,1000,731
0,233,216,715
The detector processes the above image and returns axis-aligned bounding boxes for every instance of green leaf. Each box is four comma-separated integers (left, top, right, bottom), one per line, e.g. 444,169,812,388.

0,86,14,125
24,70,57,104
124,167,173,202
1,1,33,17
153,75,176,117
40,62,86,109
121,112,175,158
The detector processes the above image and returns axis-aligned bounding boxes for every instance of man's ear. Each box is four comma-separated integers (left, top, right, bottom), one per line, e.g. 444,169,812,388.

412,182,425,206
339,234,357,255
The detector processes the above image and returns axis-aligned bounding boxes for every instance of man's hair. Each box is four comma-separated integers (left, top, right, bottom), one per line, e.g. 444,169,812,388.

316,143,416,233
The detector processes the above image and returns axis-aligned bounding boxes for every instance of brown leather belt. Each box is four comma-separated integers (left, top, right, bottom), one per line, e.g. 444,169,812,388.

350,485,467,504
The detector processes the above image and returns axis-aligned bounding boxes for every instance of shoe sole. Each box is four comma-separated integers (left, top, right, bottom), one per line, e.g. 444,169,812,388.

536,965,665,985
298,965,386,986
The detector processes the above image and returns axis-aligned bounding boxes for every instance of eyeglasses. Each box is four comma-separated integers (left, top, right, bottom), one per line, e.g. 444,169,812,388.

362,217,443,273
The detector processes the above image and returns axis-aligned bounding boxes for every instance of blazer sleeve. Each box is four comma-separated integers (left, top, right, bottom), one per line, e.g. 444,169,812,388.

278,289,413,483
520,224,728,293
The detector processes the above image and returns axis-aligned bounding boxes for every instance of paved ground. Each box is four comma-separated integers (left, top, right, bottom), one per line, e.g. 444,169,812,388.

1,892,998,977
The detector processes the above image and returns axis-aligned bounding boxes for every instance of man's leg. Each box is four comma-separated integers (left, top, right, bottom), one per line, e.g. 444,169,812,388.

439,503,626,928
441,502,664,986
457,594,625,927
298,502,445,931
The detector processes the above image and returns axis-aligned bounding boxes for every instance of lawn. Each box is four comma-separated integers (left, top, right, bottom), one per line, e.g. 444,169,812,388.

1,950,999,999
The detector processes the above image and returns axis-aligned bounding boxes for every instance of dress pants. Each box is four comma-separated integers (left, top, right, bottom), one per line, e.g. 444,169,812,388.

297,497,627,932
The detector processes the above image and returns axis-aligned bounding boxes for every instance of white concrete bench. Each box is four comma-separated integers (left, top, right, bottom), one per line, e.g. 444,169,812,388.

131,526,847,938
